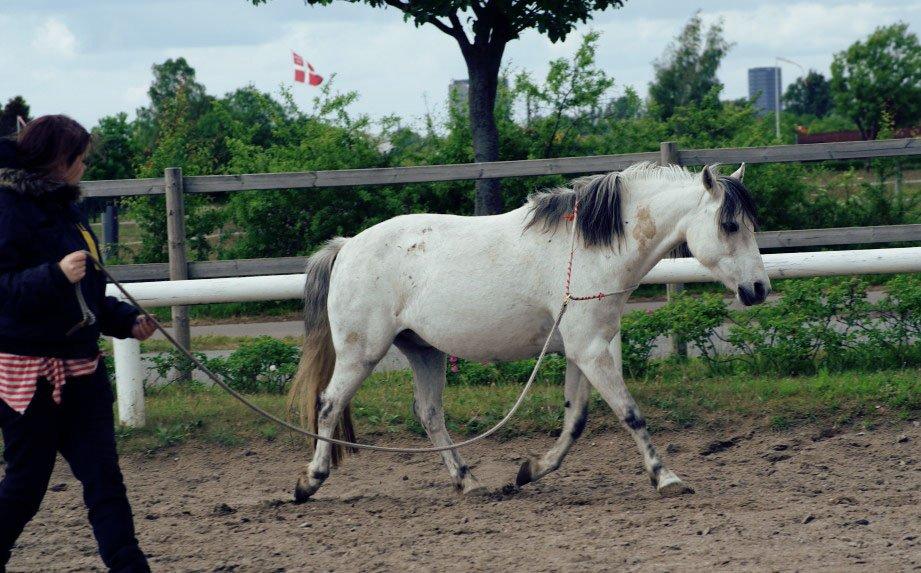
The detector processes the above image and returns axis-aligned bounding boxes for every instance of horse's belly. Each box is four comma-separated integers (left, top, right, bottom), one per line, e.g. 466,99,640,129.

405,307,563,361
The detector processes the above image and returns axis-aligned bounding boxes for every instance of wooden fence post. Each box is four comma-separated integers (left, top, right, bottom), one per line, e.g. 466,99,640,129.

660,141,687,358
165,167,192,380
102,201,119,259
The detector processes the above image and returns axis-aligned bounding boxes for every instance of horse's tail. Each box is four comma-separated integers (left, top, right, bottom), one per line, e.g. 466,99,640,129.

287,237,356,466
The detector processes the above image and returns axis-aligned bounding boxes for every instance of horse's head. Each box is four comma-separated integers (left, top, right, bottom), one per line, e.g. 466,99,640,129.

683,164,770,306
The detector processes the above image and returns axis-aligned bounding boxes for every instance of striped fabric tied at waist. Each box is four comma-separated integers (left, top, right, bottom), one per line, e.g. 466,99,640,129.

0,353,100,414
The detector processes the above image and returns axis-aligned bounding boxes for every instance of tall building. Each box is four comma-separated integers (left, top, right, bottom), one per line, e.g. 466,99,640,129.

748,67,782,116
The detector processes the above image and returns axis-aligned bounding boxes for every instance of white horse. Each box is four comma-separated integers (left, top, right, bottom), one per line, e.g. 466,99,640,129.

289,162,769,502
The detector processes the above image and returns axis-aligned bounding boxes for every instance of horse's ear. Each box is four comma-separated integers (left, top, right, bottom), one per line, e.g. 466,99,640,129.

701,164,720,196
730,162,746,181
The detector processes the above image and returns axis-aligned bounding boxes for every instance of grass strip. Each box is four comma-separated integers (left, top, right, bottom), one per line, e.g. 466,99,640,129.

116,367,920,454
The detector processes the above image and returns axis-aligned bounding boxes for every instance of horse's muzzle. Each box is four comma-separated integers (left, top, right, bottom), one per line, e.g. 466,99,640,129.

737,281,767,306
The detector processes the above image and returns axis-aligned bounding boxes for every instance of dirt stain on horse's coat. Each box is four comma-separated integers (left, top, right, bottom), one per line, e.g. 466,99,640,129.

632,206,656,250
407,242,426,254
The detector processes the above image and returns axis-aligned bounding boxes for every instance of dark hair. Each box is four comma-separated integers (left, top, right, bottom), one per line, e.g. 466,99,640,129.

524,172,625,248
718,175,759,231
14,115,91,175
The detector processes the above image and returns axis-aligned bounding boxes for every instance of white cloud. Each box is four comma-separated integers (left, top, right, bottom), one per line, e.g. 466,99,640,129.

704,2,912,54
31,17,77,59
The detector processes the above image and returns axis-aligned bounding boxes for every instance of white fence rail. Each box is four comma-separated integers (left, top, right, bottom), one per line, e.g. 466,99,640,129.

110,246,921,427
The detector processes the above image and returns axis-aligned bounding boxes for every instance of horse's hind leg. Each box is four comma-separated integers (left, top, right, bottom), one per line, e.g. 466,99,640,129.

294,356,374,502
516,359,590,486
394,338,487,495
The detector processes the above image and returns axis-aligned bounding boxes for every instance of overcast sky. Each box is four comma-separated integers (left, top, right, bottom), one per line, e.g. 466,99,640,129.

2,0,920,130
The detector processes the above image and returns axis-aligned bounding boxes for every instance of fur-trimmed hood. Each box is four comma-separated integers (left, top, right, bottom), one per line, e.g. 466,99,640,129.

0,167,82,203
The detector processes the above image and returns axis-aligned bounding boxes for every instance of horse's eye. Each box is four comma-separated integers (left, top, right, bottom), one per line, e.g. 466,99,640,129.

722,221,739,234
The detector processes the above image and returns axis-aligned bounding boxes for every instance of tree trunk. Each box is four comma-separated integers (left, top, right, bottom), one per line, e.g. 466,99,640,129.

463,43,506,215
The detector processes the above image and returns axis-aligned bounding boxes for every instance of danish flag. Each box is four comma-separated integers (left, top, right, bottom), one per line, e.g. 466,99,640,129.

292,51,323,86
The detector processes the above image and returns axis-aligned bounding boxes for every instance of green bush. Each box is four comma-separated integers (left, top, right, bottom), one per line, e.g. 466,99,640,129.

728,278,864,374
871,275,921,361
207,336,300,394
661,292,729,370
621,308,668,377
625,277,920,378
447,354,567,386
145,348,210,391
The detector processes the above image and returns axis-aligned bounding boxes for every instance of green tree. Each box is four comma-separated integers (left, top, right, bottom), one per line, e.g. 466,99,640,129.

134,58,211,153
514,31,615,158
606,86,643,120
248,0,628,215
666,87,769,149
221,83,390,258
85,113,137,181
648,11,732,121
783,70,832,118
0,96,31,137
129,81,225,263
830,22,921,140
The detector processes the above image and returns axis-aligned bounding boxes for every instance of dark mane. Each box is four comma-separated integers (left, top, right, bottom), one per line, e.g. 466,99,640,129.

525,164,758,254
672,174,760,258
523,172,625,248
718,175,759,231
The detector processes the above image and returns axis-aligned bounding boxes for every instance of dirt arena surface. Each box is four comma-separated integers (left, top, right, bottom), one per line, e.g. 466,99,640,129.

8,422,920,572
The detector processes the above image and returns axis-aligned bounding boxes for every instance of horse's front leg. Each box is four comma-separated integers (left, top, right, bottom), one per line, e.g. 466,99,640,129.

516,359,590,486
571,334,694,497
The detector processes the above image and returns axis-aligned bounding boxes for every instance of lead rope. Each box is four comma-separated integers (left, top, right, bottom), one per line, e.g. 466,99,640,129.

65,283,96,337
88,198,636,454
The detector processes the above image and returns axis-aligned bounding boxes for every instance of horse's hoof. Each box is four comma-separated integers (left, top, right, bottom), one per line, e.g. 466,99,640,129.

463,484,490,497
294,477,320,503
657,476,695,498
515,459,534,487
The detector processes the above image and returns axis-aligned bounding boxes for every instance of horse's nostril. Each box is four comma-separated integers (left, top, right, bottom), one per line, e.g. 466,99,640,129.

754,281,765,298
738,286,752,306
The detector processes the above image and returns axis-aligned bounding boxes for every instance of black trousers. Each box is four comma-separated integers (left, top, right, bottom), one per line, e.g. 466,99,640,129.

0,365,149,572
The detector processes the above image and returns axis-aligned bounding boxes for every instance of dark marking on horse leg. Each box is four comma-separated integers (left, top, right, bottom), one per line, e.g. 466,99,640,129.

623,407,646,431
319,398,334,420
564,400,571,408
311,469,329,481
571,404,589,439
516,459,533,487
458,465,469,480
649,462,662,487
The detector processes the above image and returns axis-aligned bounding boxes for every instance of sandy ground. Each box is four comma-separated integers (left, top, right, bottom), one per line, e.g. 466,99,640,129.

7,422,920,572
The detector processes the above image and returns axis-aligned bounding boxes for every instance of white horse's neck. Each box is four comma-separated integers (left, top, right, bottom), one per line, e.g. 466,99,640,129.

581,171,703,291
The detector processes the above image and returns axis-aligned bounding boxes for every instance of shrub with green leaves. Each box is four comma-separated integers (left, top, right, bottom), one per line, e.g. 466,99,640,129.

728,278,864,374
208,336,300,394
661,292,729,369
145,348,210,390
863,274,921,365
620,308,668,377
447,354,567,386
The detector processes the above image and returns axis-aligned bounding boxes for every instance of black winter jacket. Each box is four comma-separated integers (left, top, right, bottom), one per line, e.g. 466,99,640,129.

0,167,139,358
